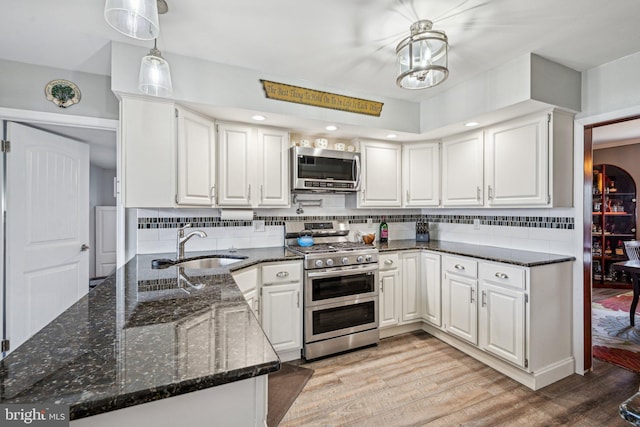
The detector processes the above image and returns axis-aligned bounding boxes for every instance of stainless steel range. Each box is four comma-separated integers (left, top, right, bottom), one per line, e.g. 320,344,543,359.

285,220,379,360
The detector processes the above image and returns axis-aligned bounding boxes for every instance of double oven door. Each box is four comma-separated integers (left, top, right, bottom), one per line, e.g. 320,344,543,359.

304,263,378,344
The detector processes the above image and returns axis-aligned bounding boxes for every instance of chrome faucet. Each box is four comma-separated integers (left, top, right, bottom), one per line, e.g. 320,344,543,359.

176,224,207,260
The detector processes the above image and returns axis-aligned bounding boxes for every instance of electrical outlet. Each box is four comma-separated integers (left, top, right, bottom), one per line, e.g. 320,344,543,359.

473,219,480,230
367,218,373,228
252,220,265,232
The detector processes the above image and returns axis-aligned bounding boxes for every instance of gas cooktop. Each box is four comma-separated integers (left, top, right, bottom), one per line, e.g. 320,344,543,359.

287,242,375,255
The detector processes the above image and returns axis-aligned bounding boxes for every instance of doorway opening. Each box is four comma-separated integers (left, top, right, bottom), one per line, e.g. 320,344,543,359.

584,115,640,372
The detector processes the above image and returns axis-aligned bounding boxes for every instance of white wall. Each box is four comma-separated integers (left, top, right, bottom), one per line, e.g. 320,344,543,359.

0,59,118,120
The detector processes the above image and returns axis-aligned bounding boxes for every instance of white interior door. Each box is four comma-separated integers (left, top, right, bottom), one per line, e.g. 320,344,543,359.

95,206,117,277
6,122,89,354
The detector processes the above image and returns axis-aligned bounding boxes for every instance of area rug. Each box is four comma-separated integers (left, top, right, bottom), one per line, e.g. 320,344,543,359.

268,363,314,427
592,291,640,372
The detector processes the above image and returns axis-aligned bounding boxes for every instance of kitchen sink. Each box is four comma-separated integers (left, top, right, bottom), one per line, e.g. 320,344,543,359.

152,255,248,269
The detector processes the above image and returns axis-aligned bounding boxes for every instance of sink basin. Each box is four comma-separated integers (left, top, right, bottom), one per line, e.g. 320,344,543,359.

175,256,246,269
152,255,248,270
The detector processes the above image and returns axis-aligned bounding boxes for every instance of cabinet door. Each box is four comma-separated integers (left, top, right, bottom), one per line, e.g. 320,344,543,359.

401,252,421,323
256,128,289,207
122,96,176,207
485,114,549,206
403,142,440,207
359,141,402,207
443,272,478,344
379,268,401,328
441,131,484,207
479,282,525,367
217,123,254,206
261,282,301,352
421,251,441,326
176,107,216,206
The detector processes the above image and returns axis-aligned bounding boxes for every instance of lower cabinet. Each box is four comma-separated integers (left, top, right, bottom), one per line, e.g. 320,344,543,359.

401,251,421,323
232,261,303,361
261,282,301,353
420,251,441,326
379,253,401,328
442,255,478,345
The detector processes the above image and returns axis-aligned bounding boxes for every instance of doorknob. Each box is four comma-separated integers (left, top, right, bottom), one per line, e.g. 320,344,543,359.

81,244,90,251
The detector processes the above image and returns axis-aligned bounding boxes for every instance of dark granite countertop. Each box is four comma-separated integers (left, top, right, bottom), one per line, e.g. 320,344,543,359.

0,247,302,420
375,240,575,267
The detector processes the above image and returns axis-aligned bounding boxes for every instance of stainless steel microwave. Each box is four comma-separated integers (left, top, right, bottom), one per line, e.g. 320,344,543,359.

291,146,360,192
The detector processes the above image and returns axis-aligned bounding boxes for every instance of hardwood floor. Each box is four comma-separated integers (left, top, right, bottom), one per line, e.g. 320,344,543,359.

281,331,640,426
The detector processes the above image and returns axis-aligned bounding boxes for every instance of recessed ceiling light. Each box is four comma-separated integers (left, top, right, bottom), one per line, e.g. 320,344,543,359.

465,121,479,127
252,114,266,121
386,134,398,139
325,125,338,131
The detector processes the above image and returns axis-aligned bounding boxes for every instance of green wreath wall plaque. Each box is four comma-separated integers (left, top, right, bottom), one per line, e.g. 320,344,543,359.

45,79,81,108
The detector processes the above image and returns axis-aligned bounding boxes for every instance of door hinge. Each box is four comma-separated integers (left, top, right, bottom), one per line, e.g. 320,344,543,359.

547,194,551,204
1,339,9,352
175,194,179,204
175,108,179,118
525,358,529,368
1,140,10,152
525,294,529,303
547,113,552,124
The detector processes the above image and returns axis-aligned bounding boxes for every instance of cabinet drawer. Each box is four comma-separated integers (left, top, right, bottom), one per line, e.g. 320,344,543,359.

443,255,478,277
379,253,400,271
479,262,525,290
262,262,301,284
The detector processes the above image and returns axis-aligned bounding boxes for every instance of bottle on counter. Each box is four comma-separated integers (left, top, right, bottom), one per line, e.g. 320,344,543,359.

379,218,388,243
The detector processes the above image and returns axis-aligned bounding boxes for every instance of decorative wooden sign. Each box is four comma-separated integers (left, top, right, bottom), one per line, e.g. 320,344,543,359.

260,80,383,117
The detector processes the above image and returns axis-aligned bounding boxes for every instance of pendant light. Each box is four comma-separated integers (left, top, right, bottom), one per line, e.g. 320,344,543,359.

139,39,173,96
104,0,167,40
396,20,449,89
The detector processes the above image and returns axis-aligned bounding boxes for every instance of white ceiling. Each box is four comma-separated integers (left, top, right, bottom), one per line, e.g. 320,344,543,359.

2,0,640,157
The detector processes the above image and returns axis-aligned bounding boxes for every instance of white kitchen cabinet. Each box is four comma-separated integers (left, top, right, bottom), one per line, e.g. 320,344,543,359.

378,253,401,328
484,110,573,207
260,261,302,359
420,251,441,327
256,127,289,206
358,141,402,207
176,106,216,206
401,251,421,323
441,131,484,207
402,142,440,207
442,255,478,345
217,122,289,208
232,266,260,318
121,96,176,207
261,283,301,352
479,281,525,367
217,122,254,206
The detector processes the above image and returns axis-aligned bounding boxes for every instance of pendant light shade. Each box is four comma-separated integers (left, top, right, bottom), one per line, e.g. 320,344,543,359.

139,40,172,96
396,20,449,90
104,0,160,40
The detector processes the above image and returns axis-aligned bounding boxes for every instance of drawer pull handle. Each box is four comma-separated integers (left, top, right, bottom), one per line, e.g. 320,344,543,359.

495,272,509,279
454,264,465,271
276,271,289,278
384,259,394,265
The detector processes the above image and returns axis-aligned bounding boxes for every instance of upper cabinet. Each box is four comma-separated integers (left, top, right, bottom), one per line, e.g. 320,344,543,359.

176,106,216,206
358,140,439,208
403,142,440,207
485,110,572,207
217,122,289,208
441,131,484,207
358,141,402,207
442,110,573,208
122,96,177,208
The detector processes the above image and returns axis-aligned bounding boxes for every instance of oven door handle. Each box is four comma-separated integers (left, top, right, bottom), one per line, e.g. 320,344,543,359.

306,266,378,278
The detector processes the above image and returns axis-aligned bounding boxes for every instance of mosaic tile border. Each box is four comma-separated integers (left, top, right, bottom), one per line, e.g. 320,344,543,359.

138,214,574,230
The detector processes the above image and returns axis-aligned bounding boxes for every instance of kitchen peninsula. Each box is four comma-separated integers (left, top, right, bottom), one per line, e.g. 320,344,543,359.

0,247,301,426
